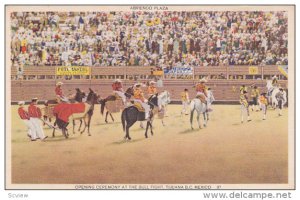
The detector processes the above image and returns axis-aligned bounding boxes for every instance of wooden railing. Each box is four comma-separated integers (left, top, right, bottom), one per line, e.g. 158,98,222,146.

10,65,288,102
11,65,286,80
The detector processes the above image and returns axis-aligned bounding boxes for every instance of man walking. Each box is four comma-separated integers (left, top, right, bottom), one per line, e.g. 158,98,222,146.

18,101,34,140
28,98,48,141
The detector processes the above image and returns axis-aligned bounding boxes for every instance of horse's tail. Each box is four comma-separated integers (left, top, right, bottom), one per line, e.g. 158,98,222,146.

100,99,106,115
121,109,126,132
190,99,195,124
190,99,195,111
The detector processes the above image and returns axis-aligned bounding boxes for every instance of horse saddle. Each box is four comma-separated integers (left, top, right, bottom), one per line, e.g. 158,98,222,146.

133,102,145,112
196,94,207,104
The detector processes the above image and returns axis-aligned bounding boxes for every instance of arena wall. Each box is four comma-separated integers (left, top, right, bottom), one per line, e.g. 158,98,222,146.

10,66,287,103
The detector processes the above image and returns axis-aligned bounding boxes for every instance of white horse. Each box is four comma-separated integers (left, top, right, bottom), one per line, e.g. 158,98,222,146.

190,98,207,129
266,80,279,108
140,90,171,128
266,80,287,109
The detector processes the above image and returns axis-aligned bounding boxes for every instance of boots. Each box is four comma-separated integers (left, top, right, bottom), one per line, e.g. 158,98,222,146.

247,116,252,122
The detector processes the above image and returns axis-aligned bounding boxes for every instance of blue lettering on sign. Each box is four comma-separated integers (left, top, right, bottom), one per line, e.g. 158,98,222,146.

164,67,193,75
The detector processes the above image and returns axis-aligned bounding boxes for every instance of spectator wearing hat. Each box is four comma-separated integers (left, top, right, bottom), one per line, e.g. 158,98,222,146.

28,98,48,141
18,101,34,140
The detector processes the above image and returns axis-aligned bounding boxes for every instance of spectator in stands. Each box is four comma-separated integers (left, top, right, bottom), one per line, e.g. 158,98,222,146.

10,11,288,69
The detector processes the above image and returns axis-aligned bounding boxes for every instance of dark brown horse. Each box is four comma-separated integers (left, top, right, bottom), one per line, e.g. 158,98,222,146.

121,94,158,140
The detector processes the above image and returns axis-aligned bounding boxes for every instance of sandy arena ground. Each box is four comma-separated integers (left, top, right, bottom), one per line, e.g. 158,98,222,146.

10,104,288,184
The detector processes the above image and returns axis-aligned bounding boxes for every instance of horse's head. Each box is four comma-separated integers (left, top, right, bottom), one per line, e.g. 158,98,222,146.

87,89,99,104
266,80,272,90
148,94,158,109
125,86,134,98
159,90,171,105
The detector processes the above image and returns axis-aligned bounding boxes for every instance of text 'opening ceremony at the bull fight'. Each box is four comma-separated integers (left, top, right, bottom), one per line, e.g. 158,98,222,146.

5,4,295,191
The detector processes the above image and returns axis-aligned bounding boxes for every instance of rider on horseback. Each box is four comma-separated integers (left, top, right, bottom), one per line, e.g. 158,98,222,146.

195,78,207,104
133,83,151,120
147,81,157,97
195,78,208,103
55,82,69,103
272,75,279,87
195,78,209,112
148,80,163,112
267,75,279,97
112,79,126,104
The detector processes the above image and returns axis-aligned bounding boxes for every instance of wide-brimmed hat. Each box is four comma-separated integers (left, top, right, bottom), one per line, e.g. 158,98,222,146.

149,80,156,84
115,79,122,83
199,78,207,83
18,101,25,105
32,97,38,101
56,82,63,86
134,83,142,87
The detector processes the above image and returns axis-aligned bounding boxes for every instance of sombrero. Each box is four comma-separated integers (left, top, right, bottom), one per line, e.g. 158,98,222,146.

149,80,156,84
56,82,63,86
18,101,25,105
115,79,122,83
134,83,142,87
199,78,207,83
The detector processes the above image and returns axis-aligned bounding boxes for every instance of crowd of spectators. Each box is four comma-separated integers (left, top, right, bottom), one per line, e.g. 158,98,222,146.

11,11,288,69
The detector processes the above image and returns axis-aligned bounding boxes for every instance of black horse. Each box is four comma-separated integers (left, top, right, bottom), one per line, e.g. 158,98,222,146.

99,86,134,123
121,94,158,140
52,88,99,138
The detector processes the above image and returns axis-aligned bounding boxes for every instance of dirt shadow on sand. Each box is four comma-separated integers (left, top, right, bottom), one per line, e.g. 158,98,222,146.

178,129,202,134
109,138,145,145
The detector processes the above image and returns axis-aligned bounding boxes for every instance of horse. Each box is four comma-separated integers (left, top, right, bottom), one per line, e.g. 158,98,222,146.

141,90,171,127
99,86,134,123
190,98,208,130
42,89,86,125
52,88,99,138
266,80,279,109
72,88,99,136
121,94,160,140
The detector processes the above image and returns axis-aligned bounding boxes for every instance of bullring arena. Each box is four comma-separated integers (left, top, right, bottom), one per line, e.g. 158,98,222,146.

9,66,289,185
7,8,293,188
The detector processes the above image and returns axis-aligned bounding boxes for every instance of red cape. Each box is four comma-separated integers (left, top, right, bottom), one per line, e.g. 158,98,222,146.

53,103,85,123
